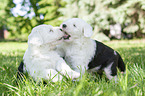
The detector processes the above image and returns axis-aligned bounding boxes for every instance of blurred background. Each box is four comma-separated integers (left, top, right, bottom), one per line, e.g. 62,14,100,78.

0,0,145,41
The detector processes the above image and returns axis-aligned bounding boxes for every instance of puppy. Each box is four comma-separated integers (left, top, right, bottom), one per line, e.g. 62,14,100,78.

57,18,125,81
18,24,80,83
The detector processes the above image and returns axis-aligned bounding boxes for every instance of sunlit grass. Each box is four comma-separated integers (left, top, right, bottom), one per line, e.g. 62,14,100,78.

0,39,145,96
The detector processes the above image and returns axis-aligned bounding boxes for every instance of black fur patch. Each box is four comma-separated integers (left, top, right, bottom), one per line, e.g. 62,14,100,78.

17,61,24,80
88,41,125,76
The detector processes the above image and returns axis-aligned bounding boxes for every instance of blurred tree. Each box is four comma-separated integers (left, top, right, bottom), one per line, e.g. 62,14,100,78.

5,0,65,40
2,0,145,40
60,0,145,40
108,0,145,38
59,0,111,41
38,0,65,25
0,0,12,39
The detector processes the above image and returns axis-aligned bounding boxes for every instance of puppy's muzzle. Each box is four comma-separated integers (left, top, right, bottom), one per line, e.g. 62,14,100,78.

60,24,71,40
63,32,71,40
59,29,71,40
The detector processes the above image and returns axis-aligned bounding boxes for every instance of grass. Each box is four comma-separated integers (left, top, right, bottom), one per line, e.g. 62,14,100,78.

0,39,145,96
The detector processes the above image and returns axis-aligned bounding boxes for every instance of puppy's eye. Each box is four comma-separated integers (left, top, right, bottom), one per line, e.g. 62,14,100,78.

49,29,53,32
73,24,76,27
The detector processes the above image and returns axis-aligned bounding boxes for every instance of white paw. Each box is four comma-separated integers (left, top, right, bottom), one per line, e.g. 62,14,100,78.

70,71,80,80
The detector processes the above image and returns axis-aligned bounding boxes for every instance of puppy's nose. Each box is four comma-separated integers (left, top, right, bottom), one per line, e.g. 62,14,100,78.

62,24,67,28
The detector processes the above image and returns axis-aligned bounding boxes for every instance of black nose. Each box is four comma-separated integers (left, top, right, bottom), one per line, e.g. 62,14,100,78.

62,24,67,28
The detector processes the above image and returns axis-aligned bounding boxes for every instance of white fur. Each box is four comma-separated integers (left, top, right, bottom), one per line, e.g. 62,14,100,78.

23,24,80,82
104,62,114,80
104,62,118,82
57,18,96,75
57,18,121,82
88,65,101,72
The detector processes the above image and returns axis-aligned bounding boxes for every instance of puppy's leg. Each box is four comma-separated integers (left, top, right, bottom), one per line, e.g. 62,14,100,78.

104,62,118,82
56,58,80,80
45,69,63,82
117,53,125,73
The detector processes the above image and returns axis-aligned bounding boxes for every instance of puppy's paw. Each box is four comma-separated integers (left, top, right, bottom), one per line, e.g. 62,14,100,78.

70,71,80,80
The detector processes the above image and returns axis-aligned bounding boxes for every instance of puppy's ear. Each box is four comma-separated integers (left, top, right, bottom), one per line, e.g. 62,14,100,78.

83,23,93,37
28,29,43,46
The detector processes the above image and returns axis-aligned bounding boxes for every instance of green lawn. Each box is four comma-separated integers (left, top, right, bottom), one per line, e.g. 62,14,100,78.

0,39,145,96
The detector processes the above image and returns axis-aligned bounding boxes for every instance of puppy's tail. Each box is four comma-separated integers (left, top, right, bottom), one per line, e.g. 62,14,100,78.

17,61,25,80
118,54,125,73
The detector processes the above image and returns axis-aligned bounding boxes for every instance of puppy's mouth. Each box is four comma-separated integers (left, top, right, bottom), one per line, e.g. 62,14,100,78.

57,33,71,41
63,33,71,40
60,28,71,40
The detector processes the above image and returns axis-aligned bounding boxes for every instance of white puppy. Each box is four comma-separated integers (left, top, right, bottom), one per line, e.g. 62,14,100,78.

57,18,95,74
57,18,125,81
19,24,80,83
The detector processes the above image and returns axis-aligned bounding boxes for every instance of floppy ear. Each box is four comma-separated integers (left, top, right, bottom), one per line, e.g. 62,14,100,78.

28,29,43,46
83,23,93,37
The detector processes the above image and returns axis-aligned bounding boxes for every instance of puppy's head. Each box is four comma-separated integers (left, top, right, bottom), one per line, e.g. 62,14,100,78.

28,24,64,46
60,18,93,41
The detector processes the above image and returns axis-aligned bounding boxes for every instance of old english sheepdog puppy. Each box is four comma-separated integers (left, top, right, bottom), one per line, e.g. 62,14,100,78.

57,18,125,81
18,24,80,83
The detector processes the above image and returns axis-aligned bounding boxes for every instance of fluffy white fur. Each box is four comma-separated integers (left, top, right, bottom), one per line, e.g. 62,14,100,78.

23,24,80,82
57,18,96,74
57,18,125,82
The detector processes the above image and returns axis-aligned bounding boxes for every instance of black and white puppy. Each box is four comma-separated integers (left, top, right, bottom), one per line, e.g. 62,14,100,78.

57,18,125,81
